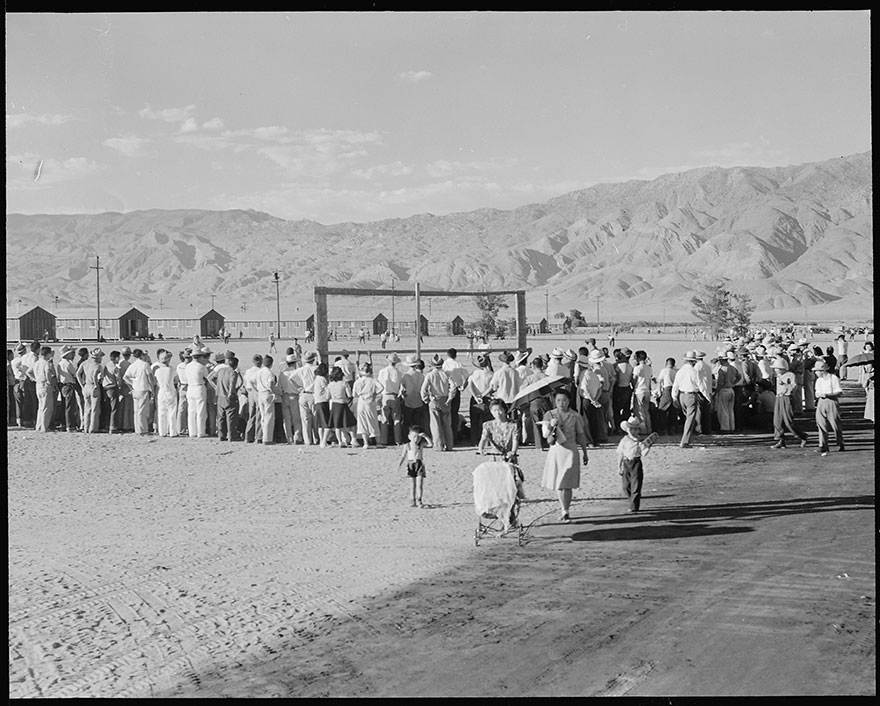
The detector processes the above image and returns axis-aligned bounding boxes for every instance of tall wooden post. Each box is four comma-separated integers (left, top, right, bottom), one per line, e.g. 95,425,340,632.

515,290,527,351
315,287,328,364
415,281,421,361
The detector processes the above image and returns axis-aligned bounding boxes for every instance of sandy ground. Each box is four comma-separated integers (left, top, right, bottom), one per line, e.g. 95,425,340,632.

8,378,874,697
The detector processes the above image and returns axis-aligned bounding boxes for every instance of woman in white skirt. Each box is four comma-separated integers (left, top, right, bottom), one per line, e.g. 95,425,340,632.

541,389,591,522
352,362,385,448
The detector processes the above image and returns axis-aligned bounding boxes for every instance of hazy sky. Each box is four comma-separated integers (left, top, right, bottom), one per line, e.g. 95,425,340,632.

6,11,871,224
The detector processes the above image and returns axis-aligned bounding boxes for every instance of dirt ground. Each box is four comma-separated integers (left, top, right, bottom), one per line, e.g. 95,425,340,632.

7,379,874,697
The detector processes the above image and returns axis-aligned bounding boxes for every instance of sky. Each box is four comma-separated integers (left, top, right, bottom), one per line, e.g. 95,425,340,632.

6,11,872,224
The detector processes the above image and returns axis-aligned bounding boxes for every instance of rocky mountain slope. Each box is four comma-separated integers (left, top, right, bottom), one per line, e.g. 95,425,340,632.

5,151,872,320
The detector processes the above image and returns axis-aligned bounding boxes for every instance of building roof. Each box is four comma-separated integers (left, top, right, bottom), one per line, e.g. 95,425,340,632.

55,306,147,319
5,305,54,320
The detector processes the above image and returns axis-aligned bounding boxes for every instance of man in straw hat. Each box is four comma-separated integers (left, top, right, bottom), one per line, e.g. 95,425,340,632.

243,353,265,443
466,353,493,445
77,347,105,433
546,347,568,379
31,345,58,432
378,352,405,446
294,351,320,445
154,349,180,437
576,351,603,446
117,345,135,433
671,350,701,448
420,353,454,451
812,358,845,456
21,341,42,428
275,353,304,444
56,345,80,432
175,349,192,436
123,349,155,435
612,348,635,432
184,347,210,438
769,356,808,450
400,354,427,441
10,342,31,428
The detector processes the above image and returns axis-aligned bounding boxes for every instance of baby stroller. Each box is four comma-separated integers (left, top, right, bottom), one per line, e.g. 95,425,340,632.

473,453,528,546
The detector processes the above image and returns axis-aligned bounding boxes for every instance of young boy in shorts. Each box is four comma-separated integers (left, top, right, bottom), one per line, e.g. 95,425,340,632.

398,425,432,507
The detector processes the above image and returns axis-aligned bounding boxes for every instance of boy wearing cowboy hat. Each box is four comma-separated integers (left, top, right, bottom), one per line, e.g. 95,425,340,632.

617,416,658,513
770,357,808,449
812,359,845,456
420,353,454,451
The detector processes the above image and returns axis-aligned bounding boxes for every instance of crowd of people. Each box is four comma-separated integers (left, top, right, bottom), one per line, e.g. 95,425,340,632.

8,329,872,519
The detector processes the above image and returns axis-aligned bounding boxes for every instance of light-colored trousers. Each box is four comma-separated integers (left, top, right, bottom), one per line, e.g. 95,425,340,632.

715,388,735,431
132,390,152,434
281,393,303,443
35,382,56,432
259,390,276,443
633,392,652,434
82,383,101,433
427,398,454,451
815,397,844,450
157,389,179,437
298,392,318,444
187,385,207,437
177,385,189,433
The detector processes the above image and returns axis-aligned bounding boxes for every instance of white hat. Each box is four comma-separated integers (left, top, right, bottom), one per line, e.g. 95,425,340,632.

404,353,419,365
563,348,577,362
694,350,707,358
514,350,530,366
684,350,697,361
812,358,828,372
286,353,297,363
550,347,564,358
620,415,642,433
771,357,789,371
386,352,401,364
587,349,605,363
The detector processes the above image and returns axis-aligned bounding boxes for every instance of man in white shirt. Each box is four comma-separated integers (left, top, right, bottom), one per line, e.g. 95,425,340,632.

255,354,278,445
488,352,520,405
378,352,405,445
123,348,155,435
334,350,357,392
671,351,701,448
242,353,264,443
154,350,180,437
632,350,653,434
545,348,569,379
175,349,191,436
812,358,845,455
400,355,427,440
294,352,319,445
442,348,468,438
184,348,210,438
835,334,849,380
576,353,602,447
21,341,41,428
117,346,136,433
31,346,58,432
278,353,304,444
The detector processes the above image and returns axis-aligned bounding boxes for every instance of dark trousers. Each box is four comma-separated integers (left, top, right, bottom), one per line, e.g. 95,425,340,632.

620,457,644,511
733,386,746,431
103,387,120,431
13,381,27,425
22,379,37,426
612,386,632,431
585,403,607,443
530,399,551,449
697,393,712,435
469,400,491,446
449,389,461,432
60,383,79,431
403,403,427,440
217,401,239,441
8,383,16,425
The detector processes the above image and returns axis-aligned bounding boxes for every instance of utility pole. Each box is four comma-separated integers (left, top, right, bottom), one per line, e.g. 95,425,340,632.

391,277,395,334
211,294,216,312
595,295,600,333
274,272,281,338
545,288,549,324
90,255,104,342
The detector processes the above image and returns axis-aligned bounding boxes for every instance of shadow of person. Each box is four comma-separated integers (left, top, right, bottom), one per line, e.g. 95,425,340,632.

571,524,754,542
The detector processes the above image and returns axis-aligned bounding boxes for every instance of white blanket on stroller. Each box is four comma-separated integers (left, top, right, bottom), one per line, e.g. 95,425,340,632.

473,461,518,530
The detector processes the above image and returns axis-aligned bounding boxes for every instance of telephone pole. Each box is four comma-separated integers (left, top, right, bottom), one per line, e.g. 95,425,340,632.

273,272,281,338
90,255,104,342
391,277,395,334
211,294,216,311
545,288,549,324
595,295,600,333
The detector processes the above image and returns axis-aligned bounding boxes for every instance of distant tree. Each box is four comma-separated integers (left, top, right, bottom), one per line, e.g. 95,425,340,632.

474,294,509,335
730,293,756,337
691,282,733,338
568,309,587,327
553,311,566,319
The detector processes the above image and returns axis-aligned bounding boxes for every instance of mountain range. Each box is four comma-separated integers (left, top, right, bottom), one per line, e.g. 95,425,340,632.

5,150,873,322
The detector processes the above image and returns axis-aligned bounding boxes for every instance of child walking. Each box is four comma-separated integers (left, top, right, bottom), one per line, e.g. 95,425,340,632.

398,425,432,507
616,416,658,513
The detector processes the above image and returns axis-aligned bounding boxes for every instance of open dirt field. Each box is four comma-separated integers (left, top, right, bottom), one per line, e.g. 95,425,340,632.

8,370,874,697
